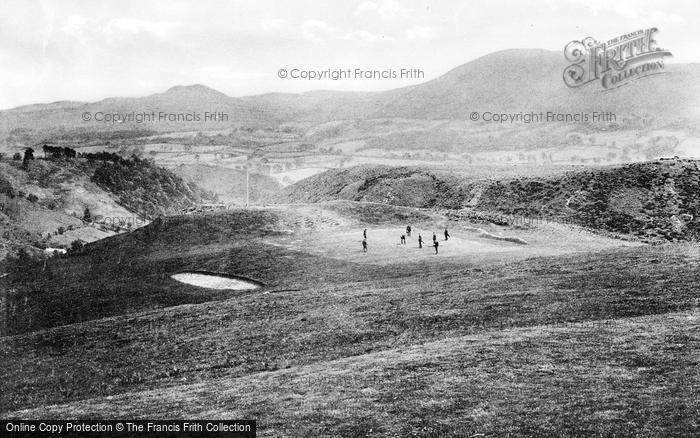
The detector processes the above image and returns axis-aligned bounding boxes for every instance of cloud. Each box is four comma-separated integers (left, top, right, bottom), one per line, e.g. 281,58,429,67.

341,30,393,43
61,15,180,44
300,20,391,44
260,17,288,32
405,26,433,41
355,0,411,20
104,18,180,39
196,65,238,79
377,0,409,20
355,1,379,15
300,19,335,42
568,0,686,23
61,15,95,40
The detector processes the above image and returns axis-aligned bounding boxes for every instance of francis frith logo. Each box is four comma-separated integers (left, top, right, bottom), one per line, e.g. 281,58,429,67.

563,28,672,90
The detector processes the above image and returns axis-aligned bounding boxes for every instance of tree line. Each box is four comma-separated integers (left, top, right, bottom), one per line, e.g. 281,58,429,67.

11,145,133,164
42,144,77,159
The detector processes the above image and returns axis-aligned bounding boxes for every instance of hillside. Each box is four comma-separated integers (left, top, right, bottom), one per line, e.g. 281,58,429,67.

1,202,698,436
91,155,211,217
372,50,700,123
478,159,700,241
0,153,210,260
283,160,700,242
0,158,128,260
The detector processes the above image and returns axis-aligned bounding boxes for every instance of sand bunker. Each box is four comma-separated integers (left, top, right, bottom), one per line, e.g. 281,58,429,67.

171,272,261,290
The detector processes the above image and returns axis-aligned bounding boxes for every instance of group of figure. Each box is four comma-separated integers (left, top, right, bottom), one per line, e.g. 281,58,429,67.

362,225,450,255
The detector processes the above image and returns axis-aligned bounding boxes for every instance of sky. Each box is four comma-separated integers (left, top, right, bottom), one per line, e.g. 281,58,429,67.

0,0,698,109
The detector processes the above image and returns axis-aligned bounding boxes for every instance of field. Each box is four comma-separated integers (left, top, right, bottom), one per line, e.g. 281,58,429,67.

1,201,698,436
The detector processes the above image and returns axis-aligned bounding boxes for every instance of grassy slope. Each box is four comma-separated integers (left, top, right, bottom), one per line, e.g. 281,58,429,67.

1,203,699,436
7,311,698,437
283,161,700,241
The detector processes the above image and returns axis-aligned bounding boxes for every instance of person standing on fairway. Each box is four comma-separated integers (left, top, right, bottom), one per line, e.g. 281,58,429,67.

400,234,406,245
406,225,412,237
444,228,450,241
432,232,437,244
418,234,423,248
362,238,368,253
433,239,439,254
363,228,367,239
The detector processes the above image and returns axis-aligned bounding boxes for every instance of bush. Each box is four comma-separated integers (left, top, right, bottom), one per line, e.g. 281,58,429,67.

69,240,84,254
27,193,39,203
23,147,34,162
13,153,21,161
0,176,15,198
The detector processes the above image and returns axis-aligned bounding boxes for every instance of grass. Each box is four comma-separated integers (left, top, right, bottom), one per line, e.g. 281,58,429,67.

5,312,698,437
1,202,698,436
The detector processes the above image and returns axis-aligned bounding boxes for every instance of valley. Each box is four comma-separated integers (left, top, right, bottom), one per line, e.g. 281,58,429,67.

1,47,699,437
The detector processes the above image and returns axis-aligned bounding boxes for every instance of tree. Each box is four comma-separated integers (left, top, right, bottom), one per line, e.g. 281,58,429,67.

21,147,34,169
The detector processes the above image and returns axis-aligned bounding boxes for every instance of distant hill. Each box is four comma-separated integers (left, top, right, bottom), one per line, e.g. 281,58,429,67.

2,49,699,181
241,49,700,126
283,160,700,242
241,90,385,123
3,49,699,137
0,84,280,136
370,49,700,124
